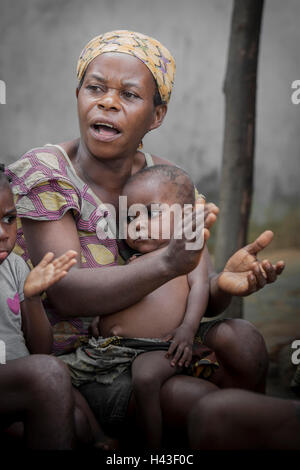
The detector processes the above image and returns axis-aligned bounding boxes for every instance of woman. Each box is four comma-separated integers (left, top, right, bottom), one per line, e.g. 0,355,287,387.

7,30,284,446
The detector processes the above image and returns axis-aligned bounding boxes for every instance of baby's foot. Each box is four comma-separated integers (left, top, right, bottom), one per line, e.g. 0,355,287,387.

94,436,119,451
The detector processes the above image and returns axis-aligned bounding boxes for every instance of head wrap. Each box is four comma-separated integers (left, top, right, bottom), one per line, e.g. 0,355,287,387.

76,30,175,104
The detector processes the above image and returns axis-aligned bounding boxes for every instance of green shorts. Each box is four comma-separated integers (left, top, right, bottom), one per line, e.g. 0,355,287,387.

76,318,223,437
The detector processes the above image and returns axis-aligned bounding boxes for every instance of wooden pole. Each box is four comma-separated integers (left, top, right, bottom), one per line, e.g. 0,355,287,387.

215,0,264,318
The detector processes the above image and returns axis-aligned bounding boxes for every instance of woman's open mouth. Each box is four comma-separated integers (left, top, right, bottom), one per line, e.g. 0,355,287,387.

90,122,121,142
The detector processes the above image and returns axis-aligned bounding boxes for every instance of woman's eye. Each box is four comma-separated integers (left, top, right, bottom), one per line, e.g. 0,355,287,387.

123,91,138,100
3,215,16,224
87,85,104,92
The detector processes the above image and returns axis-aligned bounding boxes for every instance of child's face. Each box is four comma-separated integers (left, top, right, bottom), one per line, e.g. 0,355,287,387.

0,184,17,264
123,177,180,254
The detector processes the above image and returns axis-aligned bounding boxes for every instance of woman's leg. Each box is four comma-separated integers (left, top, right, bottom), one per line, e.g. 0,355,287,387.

0,355,75,449
203,319,269,392
131,350,181,449
188,389,300,449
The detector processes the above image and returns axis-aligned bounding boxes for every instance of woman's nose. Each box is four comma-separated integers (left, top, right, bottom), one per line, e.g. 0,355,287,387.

97,90,120,111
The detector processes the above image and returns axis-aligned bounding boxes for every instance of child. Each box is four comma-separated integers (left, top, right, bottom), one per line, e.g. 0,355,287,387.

95,164,218,448
0,166,110,449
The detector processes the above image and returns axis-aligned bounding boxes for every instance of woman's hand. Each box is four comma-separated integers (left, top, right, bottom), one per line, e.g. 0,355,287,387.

24,250,77,299
218,230,285,296
197,197,219,230
164,199,218,277
163,324,195,368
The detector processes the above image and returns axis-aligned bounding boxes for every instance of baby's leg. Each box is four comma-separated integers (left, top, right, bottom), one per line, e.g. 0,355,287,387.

0,355,75,449
131,350,181,449
73,387,118,450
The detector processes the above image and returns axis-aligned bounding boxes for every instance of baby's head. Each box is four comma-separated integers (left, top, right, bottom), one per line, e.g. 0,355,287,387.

0,166,16,264
122,164,195,254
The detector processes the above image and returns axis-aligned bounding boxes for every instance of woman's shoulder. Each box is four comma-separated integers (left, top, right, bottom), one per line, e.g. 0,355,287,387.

6,144,79,197
8,145,68,180
150,154,175,166
150,154,188,171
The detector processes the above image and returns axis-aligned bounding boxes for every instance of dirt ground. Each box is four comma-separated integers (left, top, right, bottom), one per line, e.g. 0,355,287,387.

244,248,300,399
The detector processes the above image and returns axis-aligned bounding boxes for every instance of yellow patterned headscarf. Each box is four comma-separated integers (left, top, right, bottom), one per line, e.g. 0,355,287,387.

76,30,175,104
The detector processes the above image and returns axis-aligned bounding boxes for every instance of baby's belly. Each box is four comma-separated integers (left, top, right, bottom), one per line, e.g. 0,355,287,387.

99,275,190,339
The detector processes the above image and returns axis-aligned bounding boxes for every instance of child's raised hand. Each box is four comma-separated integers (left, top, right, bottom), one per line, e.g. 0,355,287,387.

24,250,77,299
163,324,195,369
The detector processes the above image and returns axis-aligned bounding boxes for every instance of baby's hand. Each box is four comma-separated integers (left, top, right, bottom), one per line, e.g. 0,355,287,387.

163,324,195,368
126,254,138,264
24,250,77,299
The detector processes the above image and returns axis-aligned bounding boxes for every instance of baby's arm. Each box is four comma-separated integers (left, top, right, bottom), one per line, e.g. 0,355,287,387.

21,250,77,354
164,253,209,368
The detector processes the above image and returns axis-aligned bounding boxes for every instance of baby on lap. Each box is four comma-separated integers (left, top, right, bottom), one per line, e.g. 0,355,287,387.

61,164,218,449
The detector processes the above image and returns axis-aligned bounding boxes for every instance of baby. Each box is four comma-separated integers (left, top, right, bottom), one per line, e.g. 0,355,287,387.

61,164,217,448
98,164,217,448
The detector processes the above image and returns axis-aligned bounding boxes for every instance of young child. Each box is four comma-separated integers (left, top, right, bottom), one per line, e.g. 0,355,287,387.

0,166,111,449
97,164,218,448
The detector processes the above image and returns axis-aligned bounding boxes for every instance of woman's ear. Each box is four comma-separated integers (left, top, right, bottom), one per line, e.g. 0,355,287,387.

149,104,168,131
76,87,79,99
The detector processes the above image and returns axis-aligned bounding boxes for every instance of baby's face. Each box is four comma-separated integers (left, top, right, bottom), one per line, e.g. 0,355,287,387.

123,177,181,254
0,184,17,264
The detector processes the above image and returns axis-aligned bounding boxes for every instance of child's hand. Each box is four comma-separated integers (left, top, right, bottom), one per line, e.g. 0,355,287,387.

126,254,138,264
24,250,77,299
163,324,195,368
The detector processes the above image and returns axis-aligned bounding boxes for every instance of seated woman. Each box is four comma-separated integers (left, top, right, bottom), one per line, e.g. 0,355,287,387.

6,30,285,446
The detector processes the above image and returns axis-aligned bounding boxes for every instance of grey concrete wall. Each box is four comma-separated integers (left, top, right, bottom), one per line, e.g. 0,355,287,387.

0,0,299,222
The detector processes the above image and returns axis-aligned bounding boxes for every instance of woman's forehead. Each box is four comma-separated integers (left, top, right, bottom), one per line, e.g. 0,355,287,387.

85,52,156,89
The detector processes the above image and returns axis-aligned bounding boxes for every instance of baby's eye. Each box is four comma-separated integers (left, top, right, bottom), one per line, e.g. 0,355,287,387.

150,210,161,218
3,215,16,224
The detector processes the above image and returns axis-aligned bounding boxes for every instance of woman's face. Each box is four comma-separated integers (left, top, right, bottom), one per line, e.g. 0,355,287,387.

76,52,166,160
0,184,17,264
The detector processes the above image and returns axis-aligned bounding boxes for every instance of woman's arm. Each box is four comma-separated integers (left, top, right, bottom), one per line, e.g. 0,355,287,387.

203,246,232,317
21,206,206,318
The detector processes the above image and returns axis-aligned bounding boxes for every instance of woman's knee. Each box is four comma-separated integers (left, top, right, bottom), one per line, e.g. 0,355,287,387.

206,319,268,365
188,389,241,448
205,319,268,390
160,375,219,428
